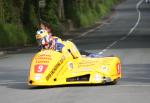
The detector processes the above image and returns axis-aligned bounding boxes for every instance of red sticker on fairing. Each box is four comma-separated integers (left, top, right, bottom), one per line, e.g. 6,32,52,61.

116,63,121,75
34,65,48,73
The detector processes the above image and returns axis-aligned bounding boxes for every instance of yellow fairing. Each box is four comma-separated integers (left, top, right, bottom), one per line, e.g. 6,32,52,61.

28,40,121,86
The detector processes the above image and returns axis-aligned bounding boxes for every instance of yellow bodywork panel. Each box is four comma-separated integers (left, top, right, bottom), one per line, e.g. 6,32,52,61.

28,40,121,86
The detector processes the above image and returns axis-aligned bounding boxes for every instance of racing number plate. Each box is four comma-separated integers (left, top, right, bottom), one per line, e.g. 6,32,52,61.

116,63,121,75
34,64,48,73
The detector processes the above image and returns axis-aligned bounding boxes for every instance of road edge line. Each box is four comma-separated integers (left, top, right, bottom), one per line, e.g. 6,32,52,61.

99,0,144,55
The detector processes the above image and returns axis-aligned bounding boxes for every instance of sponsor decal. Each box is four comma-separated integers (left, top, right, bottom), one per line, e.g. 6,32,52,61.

35,54,52,63
94,74,102,82
41,50,51,54
35,57,52,60
78,60,96,67
36,60,49,64
68,62,73,70
101,66,109,72
34,74,42,80
46,56,65,81
35,54,52,60
82,68,92,71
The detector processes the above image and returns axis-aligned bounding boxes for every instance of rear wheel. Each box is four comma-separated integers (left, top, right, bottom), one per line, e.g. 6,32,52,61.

109,79,118,85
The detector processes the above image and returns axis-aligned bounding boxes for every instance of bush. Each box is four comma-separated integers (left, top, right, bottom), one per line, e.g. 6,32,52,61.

0,23,28,48
64,0,118,28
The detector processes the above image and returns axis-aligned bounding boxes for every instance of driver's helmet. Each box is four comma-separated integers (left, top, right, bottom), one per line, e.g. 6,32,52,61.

35,29,51,47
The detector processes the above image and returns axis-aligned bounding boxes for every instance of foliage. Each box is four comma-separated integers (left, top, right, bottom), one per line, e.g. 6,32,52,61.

0,23,27,47
64,0,118,27
41,0,59,34
0,0,119,48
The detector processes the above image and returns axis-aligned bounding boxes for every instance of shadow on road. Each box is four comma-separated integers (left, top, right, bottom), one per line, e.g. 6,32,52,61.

5,81,116,90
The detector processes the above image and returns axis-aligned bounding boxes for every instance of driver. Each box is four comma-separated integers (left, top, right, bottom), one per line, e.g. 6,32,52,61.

35,29,55,50
35,29,64,51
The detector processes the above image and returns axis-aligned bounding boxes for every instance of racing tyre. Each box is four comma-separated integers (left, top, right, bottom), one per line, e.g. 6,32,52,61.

109,79,118,85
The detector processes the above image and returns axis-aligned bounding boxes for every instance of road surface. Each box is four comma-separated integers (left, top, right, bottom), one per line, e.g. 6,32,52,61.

0,0,150,103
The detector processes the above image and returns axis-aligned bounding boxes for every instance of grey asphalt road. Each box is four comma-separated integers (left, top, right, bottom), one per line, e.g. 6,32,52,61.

0,0,150,103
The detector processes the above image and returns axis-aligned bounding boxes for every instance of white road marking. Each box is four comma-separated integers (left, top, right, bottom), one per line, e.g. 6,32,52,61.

0,80,26,85
77,23,105,38
0,72,6,74
117,84,150,87
99,0,144,55
68,20,111,41
74,16,114,39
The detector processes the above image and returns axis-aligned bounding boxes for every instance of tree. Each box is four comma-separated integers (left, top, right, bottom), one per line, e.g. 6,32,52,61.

0,0,4,23
58,0,65,20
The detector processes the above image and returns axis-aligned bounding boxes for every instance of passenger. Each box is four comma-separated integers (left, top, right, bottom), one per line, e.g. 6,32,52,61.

36,29,51,50
35,29,64,51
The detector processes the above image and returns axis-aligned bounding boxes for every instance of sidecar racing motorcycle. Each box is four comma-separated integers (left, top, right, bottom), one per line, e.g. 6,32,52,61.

28,30,121,86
